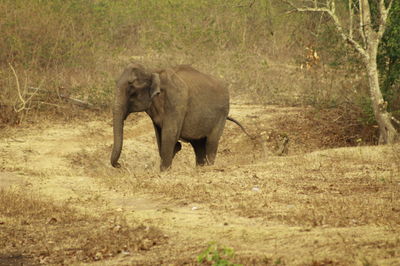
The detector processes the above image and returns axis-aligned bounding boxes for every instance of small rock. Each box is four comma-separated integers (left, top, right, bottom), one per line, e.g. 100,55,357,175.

75,250,85,260
141,239,153,250
121,251,130,257
94,252,103,261
46,217,58,224
39,256,50,264
113,225,122,232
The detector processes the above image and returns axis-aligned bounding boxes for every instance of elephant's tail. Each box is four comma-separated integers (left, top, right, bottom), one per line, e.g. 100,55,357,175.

227,116,252,138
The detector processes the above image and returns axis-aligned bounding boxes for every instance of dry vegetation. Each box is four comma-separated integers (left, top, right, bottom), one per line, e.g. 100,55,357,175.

0,189,165,265
1,0,400,265
0,0,374,124
1,105,399,265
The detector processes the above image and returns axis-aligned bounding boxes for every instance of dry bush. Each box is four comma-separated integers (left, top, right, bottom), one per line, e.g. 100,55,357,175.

0,0,375,143
0,0,130,123
276,106,379,149
0,1,364,104
0,189,166,265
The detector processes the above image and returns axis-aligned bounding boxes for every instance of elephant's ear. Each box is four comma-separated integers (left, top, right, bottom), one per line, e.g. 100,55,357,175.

149,73,161,98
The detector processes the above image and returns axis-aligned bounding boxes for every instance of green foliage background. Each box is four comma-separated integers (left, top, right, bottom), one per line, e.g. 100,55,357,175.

378,0,400,116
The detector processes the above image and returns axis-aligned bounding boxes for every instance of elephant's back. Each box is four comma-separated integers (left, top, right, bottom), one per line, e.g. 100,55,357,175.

170,66,229,140
170,65,229,105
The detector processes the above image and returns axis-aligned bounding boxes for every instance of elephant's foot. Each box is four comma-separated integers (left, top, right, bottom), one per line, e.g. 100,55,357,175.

111,161,121,168
160,142,182,171
160,163,171,172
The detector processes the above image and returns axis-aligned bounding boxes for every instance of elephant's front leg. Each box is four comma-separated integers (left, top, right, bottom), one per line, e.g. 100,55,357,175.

154,123,181,159
153,123,162,156
160,126,180,171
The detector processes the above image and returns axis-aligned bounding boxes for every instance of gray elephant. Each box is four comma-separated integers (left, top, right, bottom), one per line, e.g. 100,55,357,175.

110,63,247,171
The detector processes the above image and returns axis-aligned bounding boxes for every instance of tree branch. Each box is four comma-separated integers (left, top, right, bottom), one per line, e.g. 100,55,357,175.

391,115,400,126
378,0,393,40
358,0,367,47
327,7,368,57
283,0,330,13
349,0,353,39
8,63,34,113
284,0,368,58
360,0,376,45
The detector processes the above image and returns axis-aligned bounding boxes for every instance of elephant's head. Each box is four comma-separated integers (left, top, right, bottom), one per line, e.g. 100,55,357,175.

110,64,161,168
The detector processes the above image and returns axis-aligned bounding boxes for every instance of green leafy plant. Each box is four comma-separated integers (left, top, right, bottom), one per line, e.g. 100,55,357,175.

378,0,400,117
197,242,242,266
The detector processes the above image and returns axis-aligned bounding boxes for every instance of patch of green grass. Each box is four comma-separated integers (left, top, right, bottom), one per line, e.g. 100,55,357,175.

197,242,242,266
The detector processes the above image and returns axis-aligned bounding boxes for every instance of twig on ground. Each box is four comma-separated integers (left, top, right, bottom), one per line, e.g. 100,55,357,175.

28,87,95,109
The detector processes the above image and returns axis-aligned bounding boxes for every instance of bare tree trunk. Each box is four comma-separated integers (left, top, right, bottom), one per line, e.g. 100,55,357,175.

362,0,398,144
285,0,398,144
365,53,398,144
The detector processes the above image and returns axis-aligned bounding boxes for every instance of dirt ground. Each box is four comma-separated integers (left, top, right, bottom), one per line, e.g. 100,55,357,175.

1,102,399,265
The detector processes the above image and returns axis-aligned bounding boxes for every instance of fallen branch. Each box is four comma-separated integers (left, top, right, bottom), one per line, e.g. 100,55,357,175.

28,87,95,109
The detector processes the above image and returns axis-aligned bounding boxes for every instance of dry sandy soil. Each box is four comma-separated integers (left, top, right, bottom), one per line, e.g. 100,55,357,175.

0,102,399,265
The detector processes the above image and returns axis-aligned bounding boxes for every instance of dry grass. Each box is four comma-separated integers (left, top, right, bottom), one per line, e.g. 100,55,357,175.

50,104,399,265
77,142,400,227
0,189,166,265
0,104,399,264
0,2,399,264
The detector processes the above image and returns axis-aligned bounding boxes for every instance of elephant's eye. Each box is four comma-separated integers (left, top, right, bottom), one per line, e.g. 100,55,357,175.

133,79,147,88
129,91,138,98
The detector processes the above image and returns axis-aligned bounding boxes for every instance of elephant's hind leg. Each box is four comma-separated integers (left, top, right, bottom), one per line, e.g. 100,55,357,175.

205,118,226,165
190,138,206,166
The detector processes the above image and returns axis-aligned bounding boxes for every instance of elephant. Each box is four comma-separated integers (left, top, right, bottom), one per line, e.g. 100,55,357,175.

110,63,248,171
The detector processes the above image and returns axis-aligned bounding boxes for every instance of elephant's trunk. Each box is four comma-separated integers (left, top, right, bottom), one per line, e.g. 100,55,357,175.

110,92,127,168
